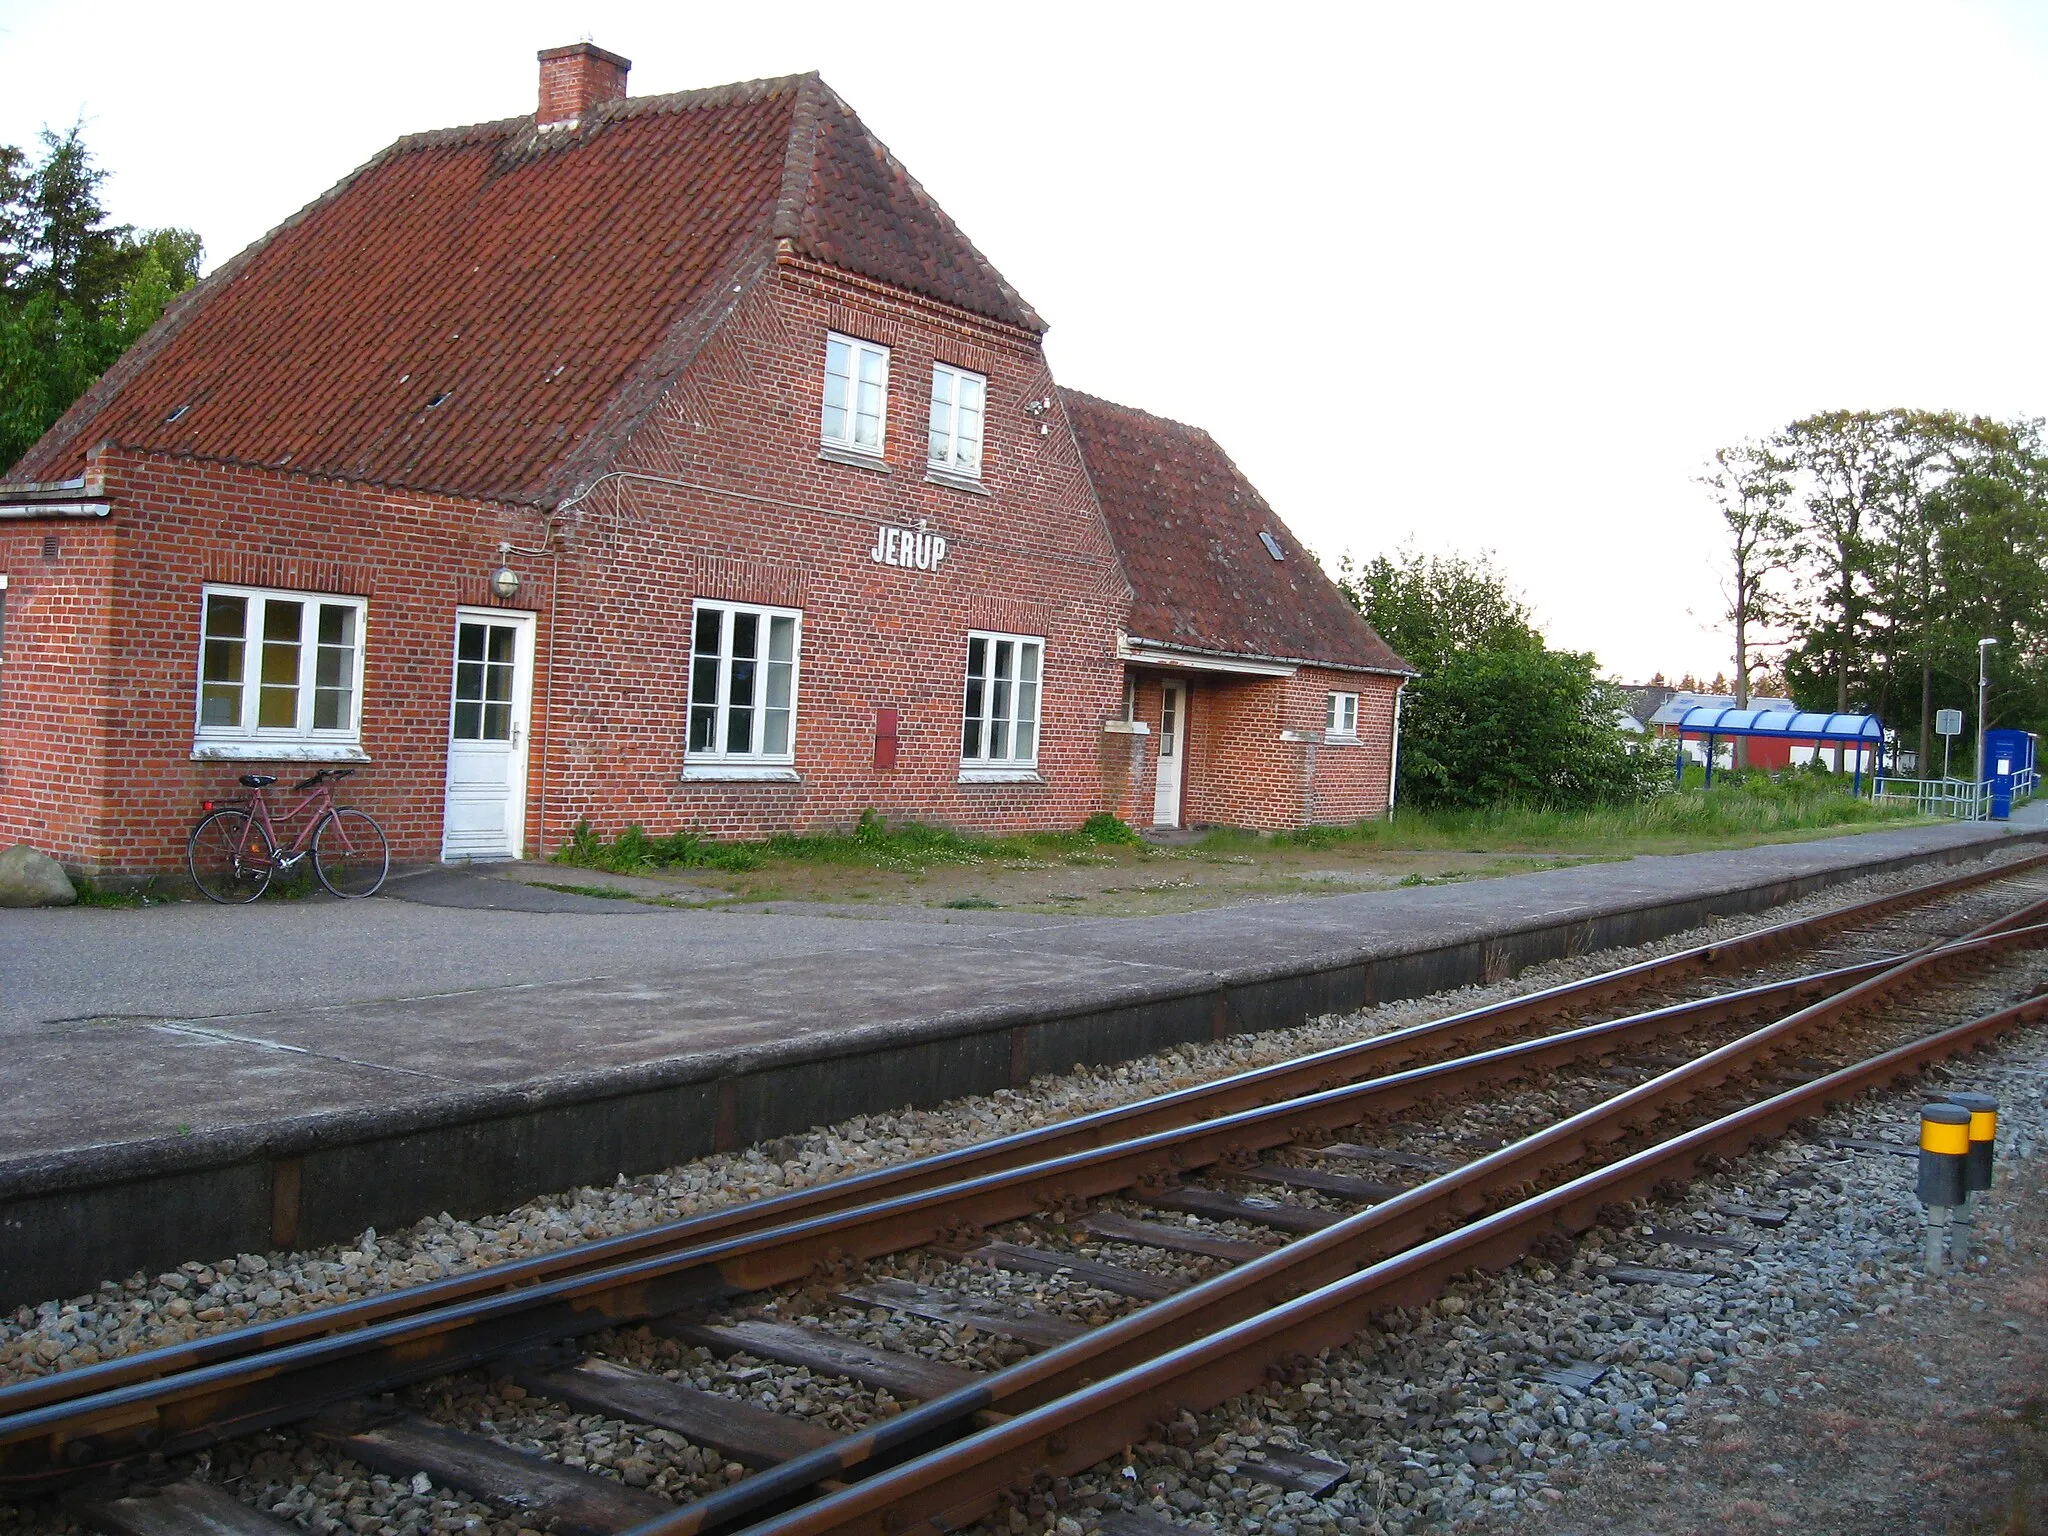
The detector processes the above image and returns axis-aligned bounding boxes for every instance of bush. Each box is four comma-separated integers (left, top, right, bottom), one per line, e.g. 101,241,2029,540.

1078,812,1143,845
1399,647,1665,810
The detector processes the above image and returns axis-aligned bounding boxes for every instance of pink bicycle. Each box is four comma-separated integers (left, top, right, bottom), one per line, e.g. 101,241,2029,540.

186,767,389,902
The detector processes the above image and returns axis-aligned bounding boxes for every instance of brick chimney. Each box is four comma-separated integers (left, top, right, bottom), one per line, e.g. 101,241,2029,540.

537,42,631,129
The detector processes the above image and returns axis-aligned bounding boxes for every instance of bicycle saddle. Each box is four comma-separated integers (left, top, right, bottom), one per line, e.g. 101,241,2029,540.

238,774,277,789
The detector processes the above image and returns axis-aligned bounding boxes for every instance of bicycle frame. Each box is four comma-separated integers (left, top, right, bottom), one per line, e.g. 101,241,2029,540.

209,780,340,872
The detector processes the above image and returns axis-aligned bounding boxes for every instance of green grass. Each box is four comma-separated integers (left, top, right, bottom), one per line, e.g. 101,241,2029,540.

525,880,642,901
1219,777,1927,857
73,877,164,908
554,779,1921,886
556,809,1144,878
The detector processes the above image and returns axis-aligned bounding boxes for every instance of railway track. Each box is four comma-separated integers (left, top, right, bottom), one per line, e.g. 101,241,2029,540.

7,854,2048,1536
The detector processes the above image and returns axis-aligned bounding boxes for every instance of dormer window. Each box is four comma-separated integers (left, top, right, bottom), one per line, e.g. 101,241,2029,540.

822,333,888,457
928,363,985,478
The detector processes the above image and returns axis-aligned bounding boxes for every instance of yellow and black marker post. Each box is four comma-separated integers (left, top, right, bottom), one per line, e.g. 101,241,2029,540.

1941,1091,1998,1197
1918,1102,1971,1275
1939,1091,1999,1259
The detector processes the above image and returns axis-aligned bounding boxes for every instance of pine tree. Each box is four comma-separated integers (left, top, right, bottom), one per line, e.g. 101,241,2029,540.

0,123,202,470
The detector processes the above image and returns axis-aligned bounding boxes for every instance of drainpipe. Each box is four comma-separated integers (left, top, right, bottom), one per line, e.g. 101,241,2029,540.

499,524,562,858
1388,679,1407,816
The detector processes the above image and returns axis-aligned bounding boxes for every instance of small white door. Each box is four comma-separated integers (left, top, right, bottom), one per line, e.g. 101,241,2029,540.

442,609,534,862
1152,680,1187,827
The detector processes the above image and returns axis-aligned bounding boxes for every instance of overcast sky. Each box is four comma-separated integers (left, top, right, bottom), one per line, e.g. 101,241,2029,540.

4,0,2045,681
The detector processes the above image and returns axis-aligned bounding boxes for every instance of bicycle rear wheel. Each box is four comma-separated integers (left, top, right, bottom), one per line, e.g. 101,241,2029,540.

313,807,389,898
188,808,274,903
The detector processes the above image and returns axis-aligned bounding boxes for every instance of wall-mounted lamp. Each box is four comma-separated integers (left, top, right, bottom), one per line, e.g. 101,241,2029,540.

492,565,522,601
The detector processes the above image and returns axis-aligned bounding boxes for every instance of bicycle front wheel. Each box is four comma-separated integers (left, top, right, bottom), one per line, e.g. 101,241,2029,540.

188,808,274,903
313,807,389,898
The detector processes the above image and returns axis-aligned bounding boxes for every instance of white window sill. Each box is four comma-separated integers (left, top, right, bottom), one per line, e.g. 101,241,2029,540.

1325,733,1364,747
191,741,371,763
1278,730,1362,747
819,444,889,473
958,768,1045,785
924,466,990,495
682,764,802,783
1103,720,1151,736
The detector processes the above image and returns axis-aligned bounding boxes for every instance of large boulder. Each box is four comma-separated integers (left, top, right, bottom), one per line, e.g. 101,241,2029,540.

0,844,78,907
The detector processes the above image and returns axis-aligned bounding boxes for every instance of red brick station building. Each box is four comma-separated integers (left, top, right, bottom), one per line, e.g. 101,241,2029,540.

0,47,1412,875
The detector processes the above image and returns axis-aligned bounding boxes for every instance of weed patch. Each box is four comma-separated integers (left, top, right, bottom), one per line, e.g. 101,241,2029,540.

73,878,164,908
525,880,640,901
555,810,1145,878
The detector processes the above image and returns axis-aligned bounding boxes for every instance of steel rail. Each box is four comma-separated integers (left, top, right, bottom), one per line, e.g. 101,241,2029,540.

702,974,2048,1536
618,907,2048,1535
10,896,2045,1498
0,950,1914,1485
7,853,2039,1424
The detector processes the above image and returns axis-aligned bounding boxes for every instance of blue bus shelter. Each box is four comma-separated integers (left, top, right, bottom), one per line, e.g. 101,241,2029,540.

1669,706,1886,794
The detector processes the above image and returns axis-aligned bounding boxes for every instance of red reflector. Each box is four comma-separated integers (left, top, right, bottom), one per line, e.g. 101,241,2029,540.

202,801,215,813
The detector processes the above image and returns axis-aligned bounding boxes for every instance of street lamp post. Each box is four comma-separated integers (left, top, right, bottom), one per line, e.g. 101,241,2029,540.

1977,638,1997,798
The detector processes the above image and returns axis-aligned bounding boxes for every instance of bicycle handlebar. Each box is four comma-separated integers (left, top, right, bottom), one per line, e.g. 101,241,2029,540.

293,767,358,791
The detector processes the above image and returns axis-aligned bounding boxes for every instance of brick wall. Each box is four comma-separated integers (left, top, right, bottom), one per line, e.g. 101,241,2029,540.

1118,665,1403,832
0,521,118,864
0,453,543,874
539,257,1133,840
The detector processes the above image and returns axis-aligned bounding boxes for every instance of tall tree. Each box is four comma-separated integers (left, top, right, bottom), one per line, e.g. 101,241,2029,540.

0,122,201,470
1742,408,2047,772
1335,547,1542,673
1778,410,1897,767
1931,424,2048,769
1696,440,1801,767
1865,411,2000,772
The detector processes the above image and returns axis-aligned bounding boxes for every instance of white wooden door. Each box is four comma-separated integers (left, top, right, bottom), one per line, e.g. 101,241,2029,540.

1152,681,1186,827
442,609,534,861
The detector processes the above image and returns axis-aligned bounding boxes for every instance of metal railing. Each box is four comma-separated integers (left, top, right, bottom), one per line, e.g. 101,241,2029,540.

1873,769,2037,820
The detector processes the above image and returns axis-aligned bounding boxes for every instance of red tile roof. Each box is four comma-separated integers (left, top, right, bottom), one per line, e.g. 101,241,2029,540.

1062,389,1414,675
12,75,1040,505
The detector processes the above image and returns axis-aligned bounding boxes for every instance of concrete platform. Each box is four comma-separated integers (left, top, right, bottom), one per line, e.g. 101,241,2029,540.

3,816,2043,1305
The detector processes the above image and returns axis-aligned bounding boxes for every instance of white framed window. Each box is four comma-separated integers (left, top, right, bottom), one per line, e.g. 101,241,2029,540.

961,631,1042,772
1326,691,1360,740
927,362,986,477
193,584,368,759
687,600,801,771
822,332,888,456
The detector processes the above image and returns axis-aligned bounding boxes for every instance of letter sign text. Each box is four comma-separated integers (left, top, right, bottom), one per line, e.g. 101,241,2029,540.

870,525,948,573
